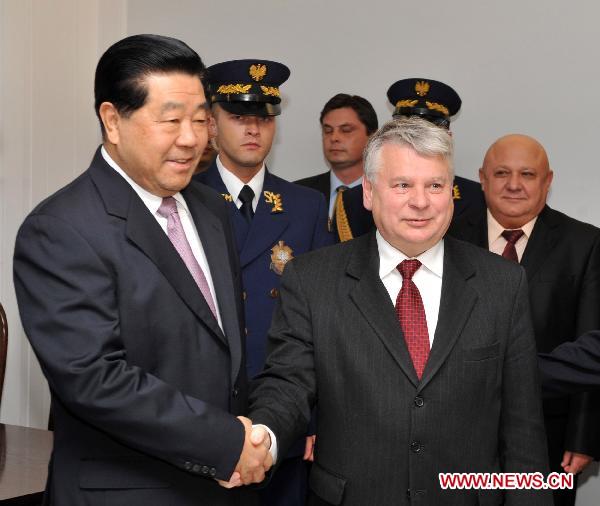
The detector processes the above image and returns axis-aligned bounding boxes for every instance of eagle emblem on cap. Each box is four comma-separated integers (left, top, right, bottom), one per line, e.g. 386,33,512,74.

415,80,430,96
249,64,267,81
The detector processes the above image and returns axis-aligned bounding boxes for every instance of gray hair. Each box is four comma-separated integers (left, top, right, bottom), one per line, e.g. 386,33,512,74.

363,117,454,182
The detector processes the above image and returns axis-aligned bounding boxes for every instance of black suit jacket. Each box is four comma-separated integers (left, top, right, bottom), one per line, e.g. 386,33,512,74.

295,171,330,199
449,205,600,458
250,234,550,506
13,148,257,505
539,331,600,397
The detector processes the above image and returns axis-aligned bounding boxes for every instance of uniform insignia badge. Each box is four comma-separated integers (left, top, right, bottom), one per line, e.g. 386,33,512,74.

249,63,267,81
453,184,461,200
260,85,280,97
221,193,233,202
270,240,294,275
263,191,284,212
415,80,430,96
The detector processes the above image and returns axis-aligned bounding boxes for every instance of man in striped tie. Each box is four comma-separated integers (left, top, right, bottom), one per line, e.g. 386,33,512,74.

449,134,600,506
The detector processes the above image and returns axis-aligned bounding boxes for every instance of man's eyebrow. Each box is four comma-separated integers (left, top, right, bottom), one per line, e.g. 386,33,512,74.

160,101,184,113
159,101,209,113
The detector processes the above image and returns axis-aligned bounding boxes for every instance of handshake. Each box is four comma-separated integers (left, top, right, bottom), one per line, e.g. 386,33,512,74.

218,415,273,488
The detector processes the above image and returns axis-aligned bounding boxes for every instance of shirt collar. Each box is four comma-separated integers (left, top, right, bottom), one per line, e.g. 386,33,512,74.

101,145,189,215
329,171,363,201
216,155,265,203
487,209,538,244
376,230,444,280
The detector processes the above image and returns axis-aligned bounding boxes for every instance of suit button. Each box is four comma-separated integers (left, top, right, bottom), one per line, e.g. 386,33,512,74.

201,465,209,475
232,387,239,398
410,441,422,453
269,288,279,298
184,461,192,471
192,464,201,473
210,467,217,477
242,291,247,300
244,327,248,336
414,396,424,407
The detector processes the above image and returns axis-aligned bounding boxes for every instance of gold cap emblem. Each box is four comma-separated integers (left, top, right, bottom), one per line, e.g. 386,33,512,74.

415,80,430,97
249,64,267,81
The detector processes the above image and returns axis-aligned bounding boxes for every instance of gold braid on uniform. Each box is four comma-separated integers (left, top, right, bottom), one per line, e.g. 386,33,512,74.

334,188,354,242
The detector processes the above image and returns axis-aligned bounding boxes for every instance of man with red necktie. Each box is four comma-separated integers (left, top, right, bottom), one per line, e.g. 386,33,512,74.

449,134,600,506
247,118,552,505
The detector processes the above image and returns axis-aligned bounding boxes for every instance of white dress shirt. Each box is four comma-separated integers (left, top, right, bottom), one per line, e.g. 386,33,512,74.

216,155,265,212
376,231,444,347
328,171,363,218
101,146,223,330
487,210,537,263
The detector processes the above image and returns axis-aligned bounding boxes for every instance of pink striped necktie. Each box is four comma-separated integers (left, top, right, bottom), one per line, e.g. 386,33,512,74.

157,197,217,319
395,259,430,379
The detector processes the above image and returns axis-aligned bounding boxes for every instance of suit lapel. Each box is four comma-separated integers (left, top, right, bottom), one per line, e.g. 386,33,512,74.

182,184,242,382
239,170,289,267
348,234,420,386
90,150,228,346
418,237,478,392
520,206,558,281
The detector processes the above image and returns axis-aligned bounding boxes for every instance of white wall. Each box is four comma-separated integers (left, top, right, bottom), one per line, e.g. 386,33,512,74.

0,0,598,502
0,0,126,428
128,0,600,223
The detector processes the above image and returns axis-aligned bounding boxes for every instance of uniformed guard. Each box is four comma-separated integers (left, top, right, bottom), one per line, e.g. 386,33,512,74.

337,78,486,241
194,59,333,506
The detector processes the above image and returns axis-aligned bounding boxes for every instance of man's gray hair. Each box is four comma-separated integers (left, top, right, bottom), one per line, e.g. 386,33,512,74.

363,117,454,182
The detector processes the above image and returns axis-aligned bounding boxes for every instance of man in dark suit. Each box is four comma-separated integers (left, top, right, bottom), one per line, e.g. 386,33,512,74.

539,331,600,397
449,134,600,505
295,94,378,241
13,35,271,506
195,59,332,506
336,78,486,241
248,117,551,505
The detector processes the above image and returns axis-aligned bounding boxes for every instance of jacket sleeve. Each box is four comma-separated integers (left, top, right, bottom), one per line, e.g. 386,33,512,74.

563,232,600,458
539,331,600,398
249,260,316,458
13,213,244,481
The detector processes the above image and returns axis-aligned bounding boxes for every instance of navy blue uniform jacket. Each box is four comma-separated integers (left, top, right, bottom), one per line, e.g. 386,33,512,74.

195,161,333,379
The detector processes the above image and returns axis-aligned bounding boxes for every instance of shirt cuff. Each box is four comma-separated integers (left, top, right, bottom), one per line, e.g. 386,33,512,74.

253,424,278,465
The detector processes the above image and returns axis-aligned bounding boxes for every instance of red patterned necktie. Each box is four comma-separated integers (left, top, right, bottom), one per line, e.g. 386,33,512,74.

501,229,524,263
395,259,430,379
158,197,218,319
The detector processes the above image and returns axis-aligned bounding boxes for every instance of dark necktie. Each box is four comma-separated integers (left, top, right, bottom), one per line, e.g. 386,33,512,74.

501,229,524,263
238,185,255,223
157,197,218,319
395,259,430,379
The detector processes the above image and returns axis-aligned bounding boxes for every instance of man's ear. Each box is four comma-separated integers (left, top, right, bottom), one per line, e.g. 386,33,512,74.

209,114,217,138
99,102,121,145
478,167,486,191
363,177,373,211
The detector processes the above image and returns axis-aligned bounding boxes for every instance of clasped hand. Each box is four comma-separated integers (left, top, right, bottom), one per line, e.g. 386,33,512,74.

218,416,272,488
